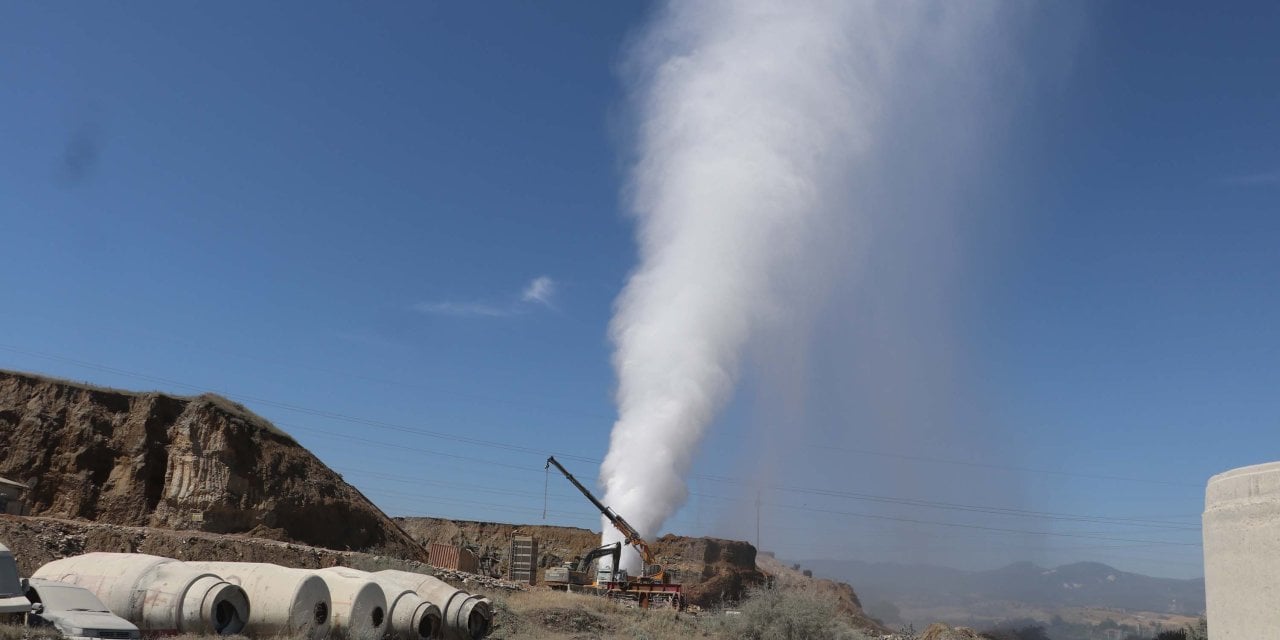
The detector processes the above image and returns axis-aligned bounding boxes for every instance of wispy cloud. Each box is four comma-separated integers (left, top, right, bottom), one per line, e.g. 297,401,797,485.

415,276,559,318
1222,168,1280,186
521,275,557,307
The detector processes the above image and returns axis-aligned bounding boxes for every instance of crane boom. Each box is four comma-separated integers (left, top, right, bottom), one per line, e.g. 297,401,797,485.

545,456,662,581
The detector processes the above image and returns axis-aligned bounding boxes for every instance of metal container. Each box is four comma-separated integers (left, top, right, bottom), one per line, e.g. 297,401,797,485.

507,536,537,586
429,544,478,574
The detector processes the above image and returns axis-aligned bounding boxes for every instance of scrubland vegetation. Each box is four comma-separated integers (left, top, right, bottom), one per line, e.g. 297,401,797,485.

484,584,882,640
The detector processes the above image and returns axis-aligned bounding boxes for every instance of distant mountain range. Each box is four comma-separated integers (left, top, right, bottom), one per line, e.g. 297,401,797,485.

809,560,1205,616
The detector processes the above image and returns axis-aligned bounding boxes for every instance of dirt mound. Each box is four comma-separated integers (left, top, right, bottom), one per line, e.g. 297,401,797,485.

397,517,601,575
755,552,884,633
0,369,424,560
396,517,769,608
921,622,986,640
0,514,521,594
650,534,764,605
528,607,614,635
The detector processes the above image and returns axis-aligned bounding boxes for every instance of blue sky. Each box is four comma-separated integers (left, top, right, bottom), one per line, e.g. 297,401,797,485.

1,2,1276,580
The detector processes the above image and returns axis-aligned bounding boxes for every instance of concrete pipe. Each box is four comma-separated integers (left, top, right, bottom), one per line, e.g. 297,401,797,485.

1204,460,1280,639
310,568,387,640
32,553,249,635
188,562,332,640
375,570,493,640
320,567,442,640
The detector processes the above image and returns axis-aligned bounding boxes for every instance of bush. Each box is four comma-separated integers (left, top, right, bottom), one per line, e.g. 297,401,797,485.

713,584,872,640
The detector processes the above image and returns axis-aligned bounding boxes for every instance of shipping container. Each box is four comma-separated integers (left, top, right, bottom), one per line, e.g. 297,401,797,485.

428,543,479,573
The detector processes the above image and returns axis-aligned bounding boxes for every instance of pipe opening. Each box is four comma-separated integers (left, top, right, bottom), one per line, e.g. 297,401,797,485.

418,613,440,639
370,606,385,628
467,610,490,639
314,602,329,626
213,599,245,635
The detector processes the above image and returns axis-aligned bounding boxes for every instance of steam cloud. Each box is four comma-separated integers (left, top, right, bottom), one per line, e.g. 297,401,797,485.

600,0,1015,572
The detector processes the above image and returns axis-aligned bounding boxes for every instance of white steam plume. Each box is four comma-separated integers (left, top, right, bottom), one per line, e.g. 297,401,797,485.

601,1,1006,571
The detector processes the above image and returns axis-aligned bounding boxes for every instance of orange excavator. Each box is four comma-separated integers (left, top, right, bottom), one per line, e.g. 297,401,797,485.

545,456,684,608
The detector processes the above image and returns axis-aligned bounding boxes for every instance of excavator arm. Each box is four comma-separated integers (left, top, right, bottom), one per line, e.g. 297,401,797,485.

545,456,664,581
575,542,622,585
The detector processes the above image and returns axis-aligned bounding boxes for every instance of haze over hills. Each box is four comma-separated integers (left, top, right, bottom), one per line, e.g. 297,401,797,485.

811,559,1205,622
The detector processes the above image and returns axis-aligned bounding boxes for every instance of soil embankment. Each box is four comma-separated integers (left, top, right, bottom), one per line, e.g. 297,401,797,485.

0,514,516,591
0,369,424,560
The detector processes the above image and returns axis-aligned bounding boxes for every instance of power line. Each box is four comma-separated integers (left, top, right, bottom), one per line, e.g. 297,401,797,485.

0,343,1200,488
0,345,1203,534
761,501,1201,547
813,443,1202,488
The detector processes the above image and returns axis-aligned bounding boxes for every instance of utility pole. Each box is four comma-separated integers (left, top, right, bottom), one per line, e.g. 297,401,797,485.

755,490,761,550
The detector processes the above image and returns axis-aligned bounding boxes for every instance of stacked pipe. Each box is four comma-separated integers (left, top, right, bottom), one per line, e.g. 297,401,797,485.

187,562,332,640
320,567,442,640
310,567,388,640
33,553,249,635
376,570,493,640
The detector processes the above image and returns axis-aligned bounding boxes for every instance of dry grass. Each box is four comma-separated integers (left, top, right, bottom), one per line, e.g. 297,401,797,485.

486,589,717,640
0,624,62,640
485,586,881,640
5,586,886,640
705,585,877,640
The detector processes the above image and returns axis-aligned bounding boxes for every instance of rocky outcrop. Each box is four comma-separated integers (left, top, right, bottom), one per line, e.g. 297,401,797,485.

651,534,765,605
920,623,985,640
0,369,425,560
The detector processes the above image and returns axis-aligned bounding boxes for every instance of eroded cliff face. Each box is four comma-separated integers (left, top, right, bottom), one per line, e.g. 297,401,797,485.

0,370,424,560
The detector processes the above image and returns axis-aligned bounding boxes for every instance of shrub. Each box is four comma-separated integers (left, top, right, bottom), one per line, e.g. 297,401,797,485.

713,584,872,640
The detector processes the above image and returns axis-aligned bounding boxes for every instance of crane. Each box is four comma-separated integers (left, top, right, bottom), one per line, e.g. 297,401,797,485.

544,456,665,583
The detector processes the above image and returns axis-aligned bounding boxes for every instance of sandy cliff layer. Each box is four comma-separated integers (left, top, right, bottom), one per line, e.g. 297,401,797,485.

0,369,424,560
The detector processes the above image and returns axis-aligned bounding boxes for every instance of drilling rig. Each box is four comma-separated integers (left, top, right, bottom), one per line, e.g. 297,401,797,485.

545,456,685,609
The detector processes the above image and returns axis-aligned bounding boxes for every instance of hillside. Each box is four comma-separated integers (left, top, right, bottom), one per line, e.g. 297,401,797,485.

815,559,1204,629
0,369,425,560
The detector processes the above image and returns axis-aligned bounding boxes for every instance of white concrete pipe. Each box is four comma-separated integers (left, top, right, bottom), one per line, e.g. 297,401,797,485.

32,553,249,635
187,562,332,640
311,568,387,640
1204,460,1280,639
375,570,493,640
320,567,442,640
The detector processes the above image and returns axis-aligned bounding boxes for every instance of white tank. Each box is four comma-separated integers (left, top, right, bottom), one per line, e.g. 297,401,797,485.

187,562,332,639
33,553,249,635
375,570,492,640
320,567,441,640
310,568,387,640
1204,460,1280,639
